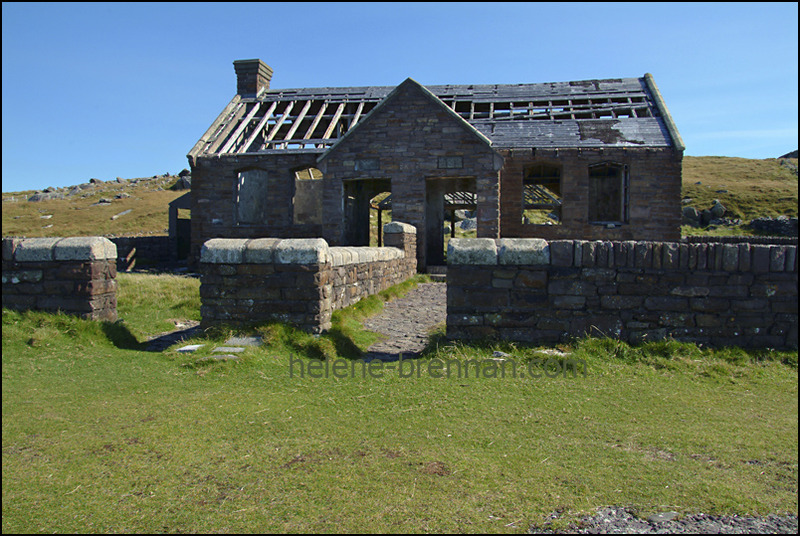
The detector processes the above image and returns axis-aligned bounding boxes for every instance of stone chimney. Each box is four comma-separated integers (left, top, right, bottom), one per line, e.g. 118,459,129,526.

233,59,273,97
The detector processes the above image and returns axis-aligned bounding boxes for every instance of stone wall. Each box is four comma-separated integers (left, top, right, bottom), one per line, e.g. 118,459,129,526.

2,237,118,321
447,238,798,349
199,222,417,332
110,235,173,270
188,152,323,267
498,147,683,242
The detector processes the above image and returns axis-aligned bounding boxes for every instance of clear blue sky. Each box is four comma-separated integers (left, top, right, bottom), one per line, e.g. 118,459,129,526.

2,2,798,193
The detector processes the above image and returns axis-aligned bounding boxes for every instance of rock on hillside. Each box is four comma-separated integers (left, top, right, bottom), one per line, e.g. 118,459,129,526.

13,172,190,203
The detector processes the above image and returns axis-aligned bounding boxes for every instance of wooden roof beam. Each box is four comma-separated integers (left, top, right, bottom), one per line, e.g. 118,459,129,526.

348,101,365,131
240,101,278,153
218,101,265,154
205,102,247,154
283,100,312,140
323,102,346,139
264,101,295,143
303,102,328,139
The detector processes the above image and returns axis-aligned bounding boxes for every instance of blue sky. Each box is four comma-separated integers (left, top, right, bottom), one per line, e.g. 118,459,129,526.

2,2,798,193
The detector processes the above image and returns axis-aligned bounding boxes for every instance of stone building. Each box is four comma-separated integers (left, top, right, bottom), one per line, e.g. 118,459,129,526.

187,59,684,269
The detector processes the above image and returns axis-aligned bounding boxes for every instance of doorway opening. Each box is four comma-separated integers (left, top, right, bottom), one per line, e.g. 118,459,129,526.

343,178,391,246
425,177,477,269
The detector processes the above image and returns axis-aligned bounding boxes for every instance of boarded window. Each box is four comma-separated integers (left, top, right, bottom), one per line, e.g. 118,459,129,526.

522,163,562,225
355,158,379,171
293,167,323,225
236,169,268,225
588,163,628,223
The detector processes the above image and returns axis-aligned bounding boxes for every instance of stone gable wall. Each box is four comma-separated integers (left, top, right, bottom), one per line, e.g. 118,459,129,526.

447,238,798,349
2,237,118,321
318,81,502,268
199,223,417,332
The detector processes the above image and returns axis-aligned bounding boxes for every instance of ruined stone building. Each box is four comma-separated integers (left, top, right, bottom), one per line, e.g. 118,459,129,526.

187,59,684,269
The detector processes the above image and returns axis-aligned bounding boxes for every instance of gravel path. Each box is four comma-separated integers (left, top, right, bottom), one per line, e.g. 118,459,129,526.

531,506,797,534
361,282,447,361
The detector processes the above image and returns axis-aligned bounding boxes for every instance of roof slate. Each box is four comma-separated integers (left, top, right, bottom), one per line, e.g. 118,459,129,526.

190,75,677,157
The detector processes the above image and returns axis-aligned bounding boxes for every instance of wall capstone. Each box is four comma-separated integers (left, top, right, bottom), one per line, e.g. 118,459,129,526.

14,237,67,262
497,238,550,265
53,237,118,261
274,238,329,264
447,238,498,265
2,236,118,321
383,221,417,235
200,238,247,264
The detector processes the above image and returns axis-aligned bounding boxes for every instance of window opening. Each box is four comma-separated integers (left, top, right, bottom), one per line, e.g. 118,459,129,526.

293,167,323,225
523,163,562,225
236,169,268,225
588,162,628,224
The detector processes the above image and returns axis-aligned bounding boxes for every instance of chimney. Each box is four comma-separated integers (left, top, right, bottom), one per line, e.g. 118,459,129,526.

233,59,273,97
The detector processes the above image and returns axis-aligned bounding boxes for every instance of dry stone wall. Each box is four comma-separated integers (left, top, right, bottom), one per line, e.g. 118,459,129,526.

447,238,798,349
199,223,417,332
2,237,118,321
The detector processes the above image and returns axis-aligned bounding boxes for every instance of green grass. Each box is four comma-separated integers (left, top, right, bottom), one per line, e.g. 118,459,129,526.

2,272,797,533
2,175,186,238
682,156,798,223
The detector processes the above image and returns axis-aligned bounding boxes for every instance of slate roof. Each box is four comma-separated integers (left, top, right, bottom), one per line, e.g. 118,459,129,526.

189,75,681,158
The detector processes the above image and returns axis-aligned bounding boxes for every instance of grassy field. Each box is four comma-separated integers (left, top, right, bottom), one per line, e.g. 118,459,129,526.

2,175,186,238
3,156,797,240
682,157,798,220
2,273,797,533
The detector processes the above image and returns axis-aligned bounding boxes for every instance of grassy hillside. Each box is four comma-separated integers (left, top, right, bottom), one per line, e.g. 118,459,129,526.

2,157,797,239
682,156,798,220
2,175,187,238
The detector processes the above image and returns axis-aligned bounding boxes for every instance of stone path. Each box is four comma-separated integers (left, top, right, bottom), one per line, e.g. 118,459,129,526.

145,282,447,360
361,282,447,361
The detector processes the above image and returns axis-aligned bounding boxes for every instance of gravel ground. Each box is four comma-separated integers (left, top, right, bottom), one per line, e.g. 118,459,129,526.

530,506,797,534
361,282,447,361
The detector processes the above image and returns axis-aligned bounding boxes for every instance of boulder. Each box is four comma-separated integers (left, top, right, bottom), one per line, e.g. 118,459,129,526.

457,218,477,231
710,200,726,218
682,206,700,226
27,191,65,202
171,176,191,190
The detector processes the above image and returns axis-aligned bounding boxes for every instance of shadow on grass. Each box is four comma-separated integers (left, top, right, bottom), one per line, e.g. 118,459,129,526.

100,321,146,350
324,326,369,360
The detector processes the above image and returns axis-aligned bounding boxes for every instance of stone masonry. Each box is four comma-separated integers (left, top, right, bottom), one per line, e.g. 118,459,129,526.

199,222,417,333
498,147,682,242
447,238,798,349
2,237,118,321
